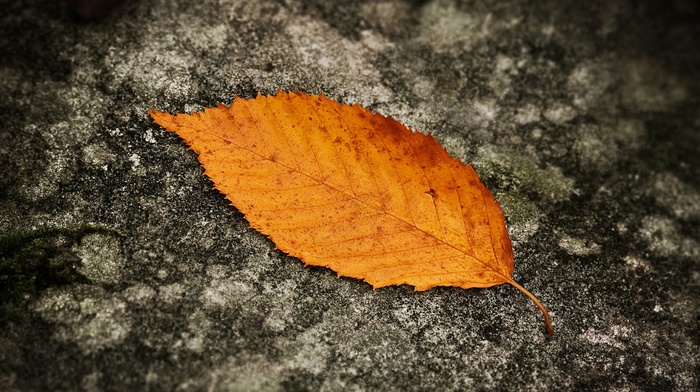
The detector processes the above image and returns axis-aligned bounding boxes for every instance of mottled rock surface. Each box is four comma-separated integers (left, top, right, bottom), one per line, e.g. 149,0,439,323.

1,0,698,390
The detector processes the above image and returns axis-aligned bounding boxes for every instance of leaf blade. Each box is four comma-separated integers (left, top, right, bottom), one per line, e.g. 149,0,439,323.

150,91,553,334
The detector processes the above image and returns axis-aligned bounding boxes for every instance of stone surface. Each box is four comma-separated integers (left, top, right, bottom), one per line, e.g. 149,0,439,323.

1,0,698,390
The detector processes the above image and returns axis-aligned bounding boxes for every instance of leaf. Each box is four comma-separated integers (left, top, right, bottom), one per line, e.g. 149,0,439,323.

150,91,554,335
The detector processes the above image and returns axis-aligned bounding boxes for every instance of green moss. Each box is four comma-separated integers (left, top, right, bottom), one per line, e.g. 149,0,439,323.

0,225,121,326
476,148,575,203
496,192,541,225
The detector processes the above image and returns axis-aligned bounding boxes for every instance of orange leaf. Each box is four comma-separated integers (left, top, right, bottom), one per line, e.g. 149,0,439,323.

150,91,554,334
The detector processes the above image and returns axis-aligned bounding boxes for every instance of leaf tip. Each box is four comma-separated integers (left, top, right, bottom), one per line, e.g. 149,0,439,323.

149,109,177,128
148,108,163,119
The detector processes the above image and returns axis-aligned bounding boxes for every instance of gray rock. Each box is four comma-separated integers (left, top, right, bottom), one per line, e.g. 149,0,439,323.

1,0,698,390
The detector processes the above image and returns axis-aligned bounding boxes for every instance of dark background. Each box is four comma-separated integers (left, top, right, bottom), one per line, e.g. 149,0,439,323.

1,0,698,390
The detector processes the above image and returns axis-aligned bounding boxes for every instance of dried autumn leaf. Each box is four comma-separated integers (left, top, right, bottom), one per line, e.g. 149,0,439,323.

150,91,554,334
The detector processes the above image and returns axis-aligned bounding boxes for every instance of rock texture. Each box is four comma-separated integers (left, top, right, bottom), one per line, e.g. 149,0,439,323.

1,0,698,390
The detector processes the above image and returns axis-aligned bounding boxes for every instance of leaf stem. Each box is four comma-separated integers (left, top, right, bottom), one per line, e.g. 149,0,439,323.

508,280,554,335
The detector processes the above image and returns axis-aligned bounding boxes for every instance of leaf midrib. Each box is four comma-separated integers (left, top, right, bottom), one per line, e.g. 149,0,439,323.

195,101,513,285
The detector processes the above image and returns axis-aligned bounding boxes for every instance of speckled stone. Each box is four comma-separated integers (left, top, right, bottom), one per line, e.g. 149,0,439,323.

1,0,698,391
